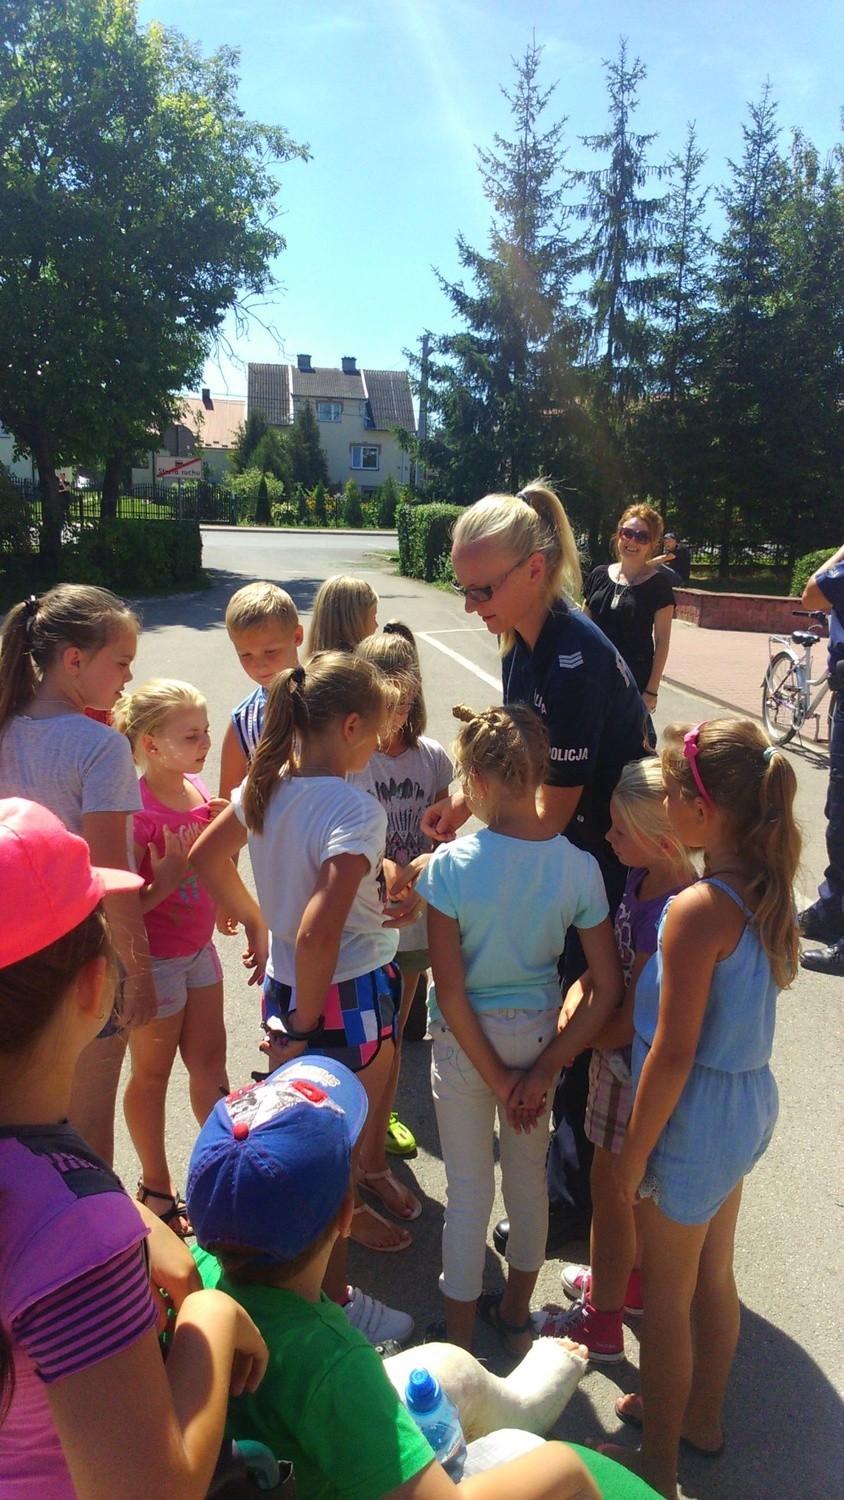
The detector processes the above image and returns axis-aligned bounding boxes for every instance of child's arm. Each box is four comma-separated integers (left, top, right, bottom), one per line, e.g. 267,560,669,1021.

83,811,156,1029
385,1442,600,1500
614,886,722,1205
189,806,267,983
46,1291,268,1500
515,919,623,1116
420,788,470,844
589,948,651,1053
289,853,370,1034
427,905,527,1110
216,723,249,934
218,720,248,803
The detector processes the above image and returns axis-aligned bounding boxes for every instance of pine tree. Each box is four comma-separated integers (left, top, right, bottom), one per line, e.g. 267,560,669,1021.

422,40,582,501
288,402,329,489
704,85,786,573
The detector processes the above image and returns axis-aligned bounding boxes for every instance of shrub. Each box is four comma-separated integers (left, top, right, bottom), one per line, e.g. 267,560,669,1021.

230,468,285,523
63,520,206,595
255,475,271,525
342,480,364,528
791,549,833,597
0,468,35,554
397,502,462,581
375,474,400,528
312,482,329,525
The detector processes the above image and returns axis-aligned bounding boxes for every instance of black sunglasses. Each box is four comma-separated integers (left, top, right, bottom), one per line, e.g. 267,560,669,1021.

450,557,527,604
619,525,651,545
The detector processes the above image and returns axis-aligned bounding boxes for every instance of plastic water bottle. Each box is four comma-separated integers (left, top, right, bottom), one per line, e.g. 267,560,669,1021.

404,1367,466,1481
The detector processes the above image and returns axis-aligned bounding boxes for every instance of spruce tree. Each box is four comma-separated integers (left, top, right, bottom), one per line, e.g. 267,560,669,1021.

422,40,582,501
288,402,329,489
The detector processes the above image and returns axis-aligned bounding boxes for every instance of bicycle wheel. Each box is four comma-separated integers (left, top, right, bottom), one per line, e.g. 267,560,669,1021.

762,653,803,745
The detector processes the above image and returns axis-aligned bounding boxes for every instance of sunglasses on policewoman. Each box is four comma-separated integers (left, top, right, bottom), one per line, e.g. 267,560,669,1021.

451,557,528,604
619,525,652,545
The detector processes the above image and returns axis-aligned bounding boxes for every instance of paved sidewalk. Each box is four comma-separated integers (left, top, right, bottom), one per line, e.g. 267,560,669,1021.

665,619,831,742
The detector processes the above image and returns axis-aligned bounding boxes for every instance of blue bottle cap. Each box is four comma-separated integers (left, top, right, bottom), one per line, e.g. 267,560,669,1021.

406,1367,440,1411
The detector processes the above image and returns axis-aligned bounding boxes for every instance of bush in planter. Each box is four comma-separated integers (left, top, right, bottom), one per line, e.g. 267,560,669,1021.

791,549,835,597
63,520,206,594
397,502,462,581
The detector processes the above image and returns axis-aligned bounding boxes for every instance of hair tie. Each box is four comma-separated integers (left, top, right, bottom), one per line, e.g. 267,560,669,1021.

289,666,306,688
682,722,716,811
382,622,399,635
762,746,776,764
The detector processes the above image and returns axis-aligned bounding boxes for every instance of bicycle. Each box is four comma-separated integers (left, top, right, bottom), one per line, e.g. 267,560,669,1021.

762,610,833,746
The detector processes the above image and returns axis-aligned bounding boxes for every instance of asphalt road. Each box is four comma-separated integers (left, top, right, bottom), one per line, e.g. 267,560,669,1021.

115,528,843,1500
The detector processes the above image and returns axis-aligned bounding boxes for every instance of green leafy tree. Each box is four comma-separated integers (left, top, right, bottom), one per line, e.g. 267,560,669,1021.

288,402,329,490
0,0,307,560
231,412,271,473
421,41,583,501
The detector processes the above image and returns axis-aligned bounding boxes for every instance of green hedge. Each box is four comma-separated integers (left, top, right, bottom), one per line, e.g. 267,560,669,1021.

397,502,462,581
790,549,833,597
63,520,207,595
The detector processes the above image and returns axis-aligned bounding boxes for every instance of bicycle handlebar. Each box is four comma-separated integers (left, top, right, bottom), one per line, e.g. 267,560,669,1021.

793,609,829,624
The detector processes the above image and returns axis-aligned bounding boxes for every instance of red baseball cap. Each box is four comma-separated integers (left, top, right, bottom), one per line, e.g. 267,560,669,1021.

0,799,143,968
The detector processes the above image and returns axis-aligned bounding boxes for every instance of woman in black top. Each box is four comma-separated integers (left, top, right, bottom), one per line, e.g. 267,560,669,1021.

583,504,675,715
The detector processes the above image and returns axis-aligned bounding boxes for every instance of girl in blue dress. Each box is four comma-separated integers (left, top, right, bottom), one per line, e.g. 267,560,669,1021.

605,718,800,1499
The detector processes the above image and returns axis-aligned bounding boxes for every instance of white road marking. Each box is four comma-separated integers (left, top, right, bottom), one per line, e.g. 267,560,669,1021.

418,627,489,636
417,632,501,691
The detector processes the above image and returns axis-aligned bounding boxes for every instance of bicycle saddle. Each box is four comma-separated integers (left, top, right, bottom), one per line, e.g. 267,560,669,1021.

791,631,820,646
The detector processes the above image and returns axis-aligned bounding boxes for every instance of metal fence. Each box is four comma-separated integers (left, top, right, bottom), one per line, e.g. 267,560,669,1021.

8,476,238,526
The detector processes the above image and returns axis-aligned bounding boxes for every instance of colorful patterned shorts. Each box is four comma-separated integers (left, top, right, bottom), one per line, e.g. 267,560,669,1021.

263,963,399,1073
585,1047,633,1154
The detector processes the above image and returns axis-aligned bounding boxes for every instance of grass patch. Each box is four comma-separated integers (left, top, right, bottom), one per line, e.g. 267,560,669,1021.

686,571,792,596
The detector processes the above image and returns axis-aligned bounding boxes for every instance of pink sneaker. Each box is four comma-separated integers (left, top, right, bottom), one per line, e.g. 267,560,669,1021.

560,1262,643,1317
532,1299,625,1364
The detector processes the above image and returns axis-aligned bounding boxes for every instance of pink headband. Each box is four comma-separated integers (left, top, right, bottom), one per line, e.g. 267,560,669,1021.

683,723,716,810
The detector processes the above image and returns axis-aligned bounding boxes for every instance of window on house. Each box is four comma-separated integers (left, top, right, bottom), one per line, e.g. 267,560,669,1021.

316,401,342,422
350,445,381,471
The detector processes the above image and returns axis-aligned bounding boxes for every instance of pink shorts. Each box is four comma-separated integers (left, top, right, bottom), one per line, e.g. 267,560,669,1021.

585,1048,633,1154
150,941,223,1019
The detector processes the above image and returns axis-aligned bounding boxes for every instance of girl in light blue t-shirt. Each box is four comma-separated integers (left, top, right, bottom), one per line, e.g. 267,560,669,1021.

415,704,622,1357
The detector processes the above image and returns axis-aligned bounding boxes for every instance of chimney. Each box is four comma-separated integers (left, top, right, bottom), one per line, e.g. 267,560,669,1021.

341,356,357,375
297,354,312,372
201,387,212,407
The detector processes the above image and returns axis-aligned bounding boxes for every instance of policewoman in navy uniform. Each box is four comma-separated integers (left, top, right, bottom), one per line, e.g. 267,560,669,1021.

423,482,651,1251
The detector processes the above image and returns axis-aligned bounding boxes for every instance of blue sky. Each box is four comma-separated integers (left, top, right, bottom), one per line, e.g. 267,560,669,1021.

138,0,843,398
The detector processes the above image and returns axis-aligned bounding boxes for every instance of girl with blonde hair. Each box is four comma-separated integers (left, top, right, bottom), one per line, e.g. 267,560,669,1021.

305,575,378,657
603,719,800,1498
114,679,226,1236
582,504,675,708
416,704,622,1356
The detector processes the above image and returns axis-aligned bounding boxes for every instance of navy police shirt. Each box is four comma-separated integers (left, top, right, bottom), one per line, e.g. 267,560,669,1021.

503,603,650,868
817,562,844,683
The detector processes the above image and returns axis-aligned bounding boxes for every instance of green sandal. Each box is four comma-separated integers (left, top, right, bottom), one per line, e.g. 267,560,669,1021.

385,1111,417,1158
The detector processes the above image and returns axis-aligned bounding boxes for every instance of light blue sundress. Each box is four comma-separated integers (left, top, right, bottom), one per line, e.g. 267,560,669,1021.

632,878,779,1225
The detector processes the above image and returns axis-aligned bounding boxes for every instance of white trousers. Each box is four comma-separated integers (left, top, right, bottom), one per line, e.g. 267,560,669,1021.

431,1007,558,1302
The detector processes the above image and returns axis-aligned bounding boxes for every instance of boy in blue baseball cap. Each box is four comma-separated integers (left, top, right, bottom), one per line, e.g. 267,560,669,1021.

188,1058,633,1500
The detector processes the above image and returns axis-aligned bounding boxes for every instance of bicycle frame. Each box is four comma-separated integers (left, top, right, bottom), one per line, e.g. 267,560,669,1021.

766,628,830,736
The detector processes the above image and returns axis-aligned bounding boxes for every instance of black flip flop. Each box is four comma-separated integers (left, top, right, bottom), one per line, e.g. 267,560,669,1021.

477,1290,533,1356
614,1395,726,1458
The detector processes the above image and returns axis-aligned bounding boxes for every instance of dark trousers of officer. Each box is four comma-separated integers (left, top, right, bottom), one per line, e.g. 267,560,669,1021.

814,692,844,936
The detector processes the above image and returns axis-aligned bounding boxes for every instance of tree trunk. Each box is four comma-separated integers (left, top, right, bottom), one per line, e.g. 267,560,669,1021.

30,430,66,570
101,454,123,519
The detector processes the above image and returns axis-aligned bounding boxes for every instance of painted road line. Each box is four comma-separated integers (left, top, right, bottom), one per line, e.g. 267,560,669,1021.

417,632,501,691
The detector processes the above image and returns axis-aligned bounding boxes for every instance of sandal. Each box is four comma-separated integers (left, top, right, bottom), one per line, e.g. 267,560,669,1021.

614,1393,726,1458
350,1201,412,1253
477,1289,534,1356
137,1181,193,1239
385,1111,417,1158
360,1166,422,1221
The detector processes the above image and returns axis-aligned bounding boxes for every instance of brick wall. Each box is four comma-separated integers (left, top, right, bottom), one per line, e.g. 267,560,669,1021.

674,590,806,633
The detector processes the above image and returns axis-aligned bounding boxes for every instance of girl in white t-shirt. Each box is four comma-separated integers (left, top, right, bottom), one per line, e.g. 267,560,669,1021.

0,584,155,1163
352,623,452,1222
190,653,424,1276
415,705,623,1357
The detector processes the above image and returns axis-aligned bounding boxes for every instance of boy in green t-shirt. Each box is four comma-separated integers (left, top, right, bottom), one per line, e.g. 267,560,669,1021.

187,1058,613,1500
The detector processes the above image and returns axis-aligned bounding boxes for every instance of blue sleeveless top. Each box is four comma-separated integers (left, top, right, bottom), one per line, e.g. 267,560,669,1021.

631,879,780,1224
231,685,267,761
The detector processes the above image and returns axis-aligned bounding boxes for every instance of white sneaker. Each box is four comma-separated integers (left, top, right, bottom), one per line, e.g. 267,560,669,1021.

343,1286,414,1347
